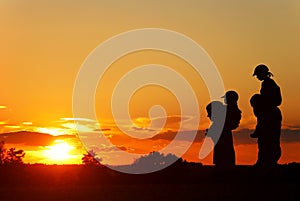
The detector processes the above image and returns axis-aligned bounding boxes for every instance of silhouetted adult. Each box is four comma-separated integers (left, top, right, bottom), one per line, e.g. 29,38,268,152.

206,91,241,170
252,64,282,168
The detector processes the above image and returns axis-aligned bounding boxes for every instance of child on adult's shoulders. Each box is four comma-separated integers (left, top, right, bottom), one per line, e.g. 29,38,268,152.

250,94,264,138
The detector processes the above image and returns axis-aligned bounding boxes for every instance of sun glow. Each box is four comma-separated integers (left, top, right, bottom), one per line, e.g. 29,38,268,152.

43,140,75,163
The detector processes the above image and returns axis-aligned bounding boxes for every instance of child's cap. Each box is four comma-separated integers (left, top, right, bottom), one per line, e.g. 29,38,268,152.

221,90,239,102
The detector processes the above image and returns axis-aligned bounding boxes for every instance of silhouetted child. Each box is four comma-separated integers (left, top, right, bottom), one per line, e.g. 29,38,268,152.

205,101,226,139
250,94,264,138
221,90,242,130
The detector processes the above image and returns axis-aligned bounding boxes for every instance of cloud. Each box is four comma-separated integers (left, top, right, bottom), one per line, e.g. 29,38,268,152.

145,115,196,131
106,115,200,140
59,118,98,133
131,126,157,132
281,129,300,143
151,130,205,143
232,129,257,145
282,123,300,130
22,122,33,125
60,117,114,134
60,118,97,123
0,131,77,146
88,145,130,153
33,127,74,136
149,128,300,146
234,129,300,145
58,115,200,141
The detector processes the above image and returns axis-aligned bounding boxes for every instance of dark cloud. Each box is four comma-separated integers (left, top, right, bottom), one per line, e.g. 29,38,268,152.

0,131,76,146
150,129,300,145
131,126,156,132
88,145,130,153
233,129,300,145
94,128,111,132
150,115,193,129
2,129,299,149
281,129,300,143
151,130,205,143
232,129,257,145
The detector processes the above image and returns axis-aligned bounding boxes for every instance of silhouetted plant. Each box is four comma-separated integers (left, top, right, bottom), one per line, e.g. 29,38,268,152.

0,141,6,165
0,141,25,165
4,147,25,165
132,151,181,170
82,150,102,166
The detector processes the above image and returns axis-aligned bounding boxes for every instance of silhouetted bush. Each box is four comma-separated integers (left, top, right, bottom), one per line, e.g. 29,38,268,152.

0,141,25,165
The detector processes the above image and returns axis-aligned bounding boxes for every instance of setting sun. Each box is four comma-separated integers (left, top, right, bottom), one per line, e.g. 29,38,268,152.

43,140,75,163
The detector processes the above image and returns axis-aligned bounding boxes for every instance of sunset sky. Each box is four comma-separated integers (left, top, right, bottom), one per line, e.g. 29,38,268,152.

0,1,300,166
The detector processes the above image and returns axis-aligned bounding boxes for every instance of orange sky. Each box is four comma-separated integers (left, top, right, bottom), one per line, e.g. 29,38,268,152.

0,1,300,165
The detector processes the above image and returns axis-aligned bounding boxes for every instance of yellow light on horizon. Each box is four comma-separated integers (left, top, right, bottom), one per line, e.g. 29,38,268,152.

43,140,75,163
61,122,98,133
4,125,21,129
133,117,151,128
22,122,33,125
34,127,72,136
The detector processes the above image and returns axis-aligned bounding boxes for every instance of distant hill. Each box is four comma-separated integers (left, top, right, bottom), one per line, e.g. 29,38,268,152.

0,131,76,146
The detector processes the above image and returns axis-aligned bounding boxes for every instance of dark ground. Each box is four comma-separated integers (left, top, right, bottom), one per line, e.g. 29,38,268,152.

0,162,299,201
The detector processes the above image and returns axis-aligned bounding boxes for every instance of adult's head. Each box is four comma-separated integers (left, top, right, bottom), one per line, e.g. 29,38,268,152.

253,64,273,81
221,90,239,105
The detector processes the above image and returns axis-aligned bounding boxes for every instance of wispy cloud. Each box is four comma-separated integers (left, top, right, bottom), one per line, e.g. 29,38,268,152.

282,123,300,130
60,117,101,133
22,122,33,125
60,117,97,123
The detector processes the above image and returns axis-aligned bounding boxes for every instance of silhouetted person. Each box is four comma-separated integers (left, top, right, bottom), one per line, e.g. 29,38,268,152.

250,94,268,166
221,90,242,130
250,94,264,138
205,101,226,142
206,92,241,170
253,64,282,108
253,64,282,168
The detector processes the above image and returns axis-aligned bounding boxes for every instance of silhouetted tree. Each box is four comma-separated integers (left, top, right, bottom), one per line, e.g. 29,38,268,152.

4,148,25,165
0,141,25,165
131,151,182,172
0,141,5,165
133,151,179,166
82,150,102,166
